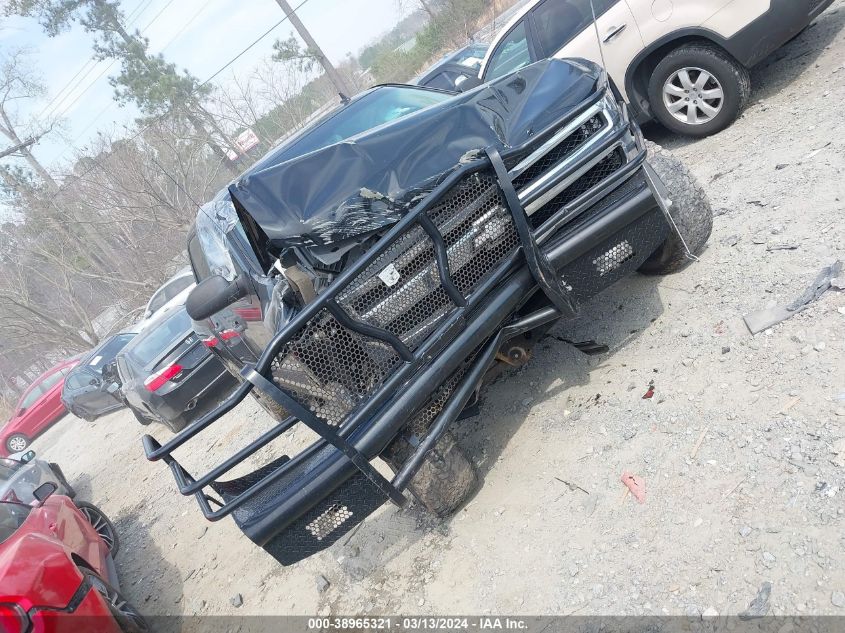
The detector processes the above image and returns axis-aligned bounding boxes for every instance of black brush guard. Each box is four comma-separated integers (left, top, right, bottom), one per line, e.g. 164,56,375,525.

143,136,669,565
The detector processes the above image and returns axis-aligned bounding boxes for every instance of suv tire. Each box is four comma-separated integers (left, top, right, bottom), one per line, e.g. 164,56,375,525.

639,142,713,275
648,43,751,137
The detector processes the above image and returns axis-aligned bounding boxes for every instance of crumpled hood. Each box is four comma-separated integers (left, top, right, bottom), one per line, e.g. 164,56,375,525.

229,59,602,249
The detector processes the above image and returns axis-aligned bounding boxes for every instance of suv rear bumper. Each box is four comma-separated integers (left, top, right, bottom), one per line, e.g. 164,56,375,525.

725,0,835,68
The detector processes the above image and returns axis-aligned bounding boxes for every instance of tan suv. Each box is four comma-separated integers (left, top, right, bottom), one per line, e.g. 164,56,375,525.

479,0,834,136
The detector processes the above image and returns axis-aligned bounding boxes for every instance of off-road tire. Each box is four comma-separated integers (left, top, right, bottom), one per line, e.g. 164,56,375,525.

639,142,713,275
648,43,751,137
82,570,150,633
383,431,478,517
76,501,120,557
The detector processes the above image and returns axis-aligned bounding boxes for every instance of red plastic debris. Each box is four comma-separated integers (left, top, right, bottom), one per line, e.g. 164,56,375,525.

642,380,655,399
621,472,646,503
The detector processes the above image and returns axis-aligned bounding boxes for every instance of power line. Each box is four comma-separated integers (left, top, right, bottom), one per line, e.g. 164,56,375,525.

50,0,181,123
199,0,313,87
54,0,314,169
33,0,156,121
65,0,219,149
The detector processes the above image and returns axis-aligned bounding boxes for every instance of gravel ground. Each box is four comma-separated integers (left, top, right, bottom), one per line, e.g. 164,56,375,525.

35,3,845,625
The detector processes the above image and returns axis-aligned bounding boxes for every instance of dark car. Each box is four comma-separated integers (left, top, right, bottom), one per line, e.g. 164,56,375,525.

116,289,238,432
413,42,488,91
144,59,713,566
61,332,137,422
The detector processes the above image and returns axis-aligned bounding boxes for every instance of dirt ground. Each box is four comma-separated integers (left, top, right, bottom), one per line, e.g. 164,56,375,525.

36,3,845,624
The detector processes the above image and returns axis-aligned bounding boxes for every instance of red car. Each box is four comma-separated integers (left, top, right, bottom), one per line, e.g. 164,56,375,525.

0,483,148,632
1,358,80,457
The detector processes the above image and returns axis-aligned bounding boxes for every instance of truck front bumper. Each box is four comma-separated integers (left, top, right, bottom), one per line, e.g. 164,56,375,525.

143,90,671,565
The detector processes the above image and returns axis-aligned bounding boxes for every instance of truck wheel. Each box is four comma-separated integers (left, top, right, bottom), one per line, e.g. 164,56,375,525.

383,432,477,517
648,43,751,137
639,142,713,275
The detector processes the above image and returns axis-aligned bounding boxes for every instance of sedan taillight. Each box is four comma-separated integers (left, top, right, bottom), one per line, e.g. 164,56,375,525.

0,604,28,633
144,364,183,392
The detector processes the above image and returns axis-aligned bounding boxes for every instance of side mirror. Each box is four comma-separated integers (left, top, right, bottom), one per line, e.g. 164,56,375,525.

32,482,57,506
186,274,251,322
19,450,35,464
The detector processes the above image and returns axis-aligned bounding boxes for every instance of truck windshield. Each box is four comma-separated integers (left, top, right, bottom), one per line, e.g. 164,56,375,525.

276,86,452,163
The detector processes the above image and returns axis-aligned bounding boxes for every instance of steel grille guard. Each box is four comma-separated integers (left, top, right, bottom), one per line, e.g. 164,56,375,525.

142,96,652,528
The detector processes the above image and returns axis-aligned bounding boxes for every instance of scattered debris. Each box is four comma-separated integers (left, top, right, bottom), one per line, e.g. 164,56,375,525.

775,163,790,170
316,575,331,593
620,472,646,504
743,260,843,334
739,526,752,538
642,381,655,400
802,142,831,161
721,346,731,354
554,477,589,495
230,593,243,608
739,582,772,620
777,396,801,415
766,241,800,251
722,234,740,247
832,592,845,609
690,427,709,458
747,199,768,207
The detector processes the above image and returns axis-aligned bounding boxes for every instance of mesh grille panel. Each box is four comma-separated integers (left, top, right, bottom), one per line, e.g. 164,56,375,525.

271,171,518,427
530,149,626,229
511,115,604,191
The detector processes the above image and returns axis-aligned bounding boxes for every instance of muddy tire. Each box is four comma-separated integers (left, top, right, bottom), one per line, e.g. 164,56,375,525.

638,142,713,275
384,432,477,517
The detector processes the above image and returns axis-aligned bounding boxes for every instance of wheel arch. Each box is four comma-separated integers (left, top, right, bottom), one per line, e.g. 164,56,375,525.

625,29,740,122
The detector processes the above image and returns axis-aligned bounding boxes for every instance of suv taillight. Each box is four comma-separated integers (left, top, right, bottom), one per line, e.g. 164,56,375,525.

144,364,183,392
0,604,28,633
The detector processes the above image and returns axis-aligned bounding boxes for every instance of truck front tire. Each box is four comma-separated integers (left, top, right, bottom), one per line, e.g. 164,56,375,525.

383,431,477,517
639,142,713,275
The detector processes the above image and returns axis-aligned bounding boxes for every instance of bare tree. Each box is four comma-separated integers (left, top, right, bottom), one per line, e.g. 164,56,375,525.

0,48,58,192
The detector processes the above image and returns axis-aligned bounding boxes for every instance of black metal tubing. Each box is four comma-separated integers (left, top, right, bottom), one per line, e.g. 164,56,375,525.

416,213,467,308
144,160,486,464
325,300,414,362
391,302,564,489
175,415,298,496
243,368,406,507
487,146,578,319
534,149,647,244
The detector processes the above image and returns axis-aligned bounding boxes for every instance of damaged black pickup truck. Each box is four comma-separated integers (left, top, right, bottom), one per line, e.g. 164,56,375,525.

144,59,713,565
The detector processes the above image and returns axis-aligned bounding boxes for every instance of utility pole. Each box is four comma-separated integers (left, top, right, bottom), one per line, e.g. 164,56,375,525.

273,0,355,98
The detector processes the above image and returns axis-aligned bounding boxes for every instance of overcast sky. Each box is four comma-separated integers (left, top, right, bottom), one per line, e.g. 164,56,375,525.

0,0,412,172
